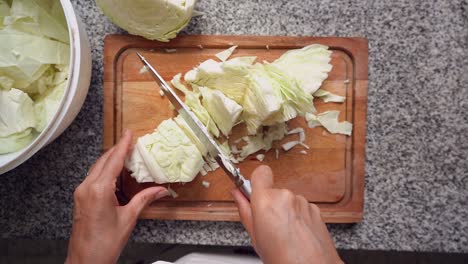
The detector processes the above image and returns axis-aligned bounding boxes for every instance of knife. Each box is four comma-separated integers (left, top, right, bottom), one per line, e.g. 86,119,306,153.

136,52,252,200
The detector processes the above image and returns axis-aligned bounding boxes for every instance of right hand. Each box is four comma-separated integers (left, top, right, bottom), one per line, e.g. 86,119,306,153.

231,165,343,264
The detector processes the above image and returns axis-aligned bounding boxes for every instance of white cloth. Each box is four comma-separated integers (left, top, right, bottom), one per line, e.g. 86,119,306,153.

153,252,262,264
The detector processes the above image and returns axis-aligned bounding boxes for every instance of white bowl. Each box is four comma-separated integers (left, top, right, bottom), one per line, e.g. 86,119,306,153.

0,0,92,174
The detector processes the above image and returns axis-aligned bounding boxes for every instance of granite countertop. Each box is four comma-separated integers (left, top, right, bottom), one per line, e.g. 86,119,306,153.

0,0,467,253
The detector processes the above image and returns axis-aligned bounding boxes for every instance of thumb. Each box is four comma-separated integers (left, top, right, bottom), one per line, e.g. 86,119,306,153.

231,189,255,244
125,187,169,219
251,165,274,192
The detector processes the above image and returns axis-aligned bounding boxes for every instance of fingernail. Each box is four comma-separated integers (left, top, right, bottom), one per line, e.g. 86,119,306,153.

124,129,130,136
155,189,170,200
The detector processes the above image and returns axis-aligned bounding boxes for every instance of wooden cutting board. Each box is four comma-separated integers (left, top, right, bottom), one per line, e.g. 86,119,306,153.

103,35,368,223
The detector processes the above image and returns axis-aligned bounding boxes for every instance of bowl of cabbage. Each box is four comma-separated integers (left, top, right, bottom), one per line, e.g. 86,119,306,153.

0,0,91,174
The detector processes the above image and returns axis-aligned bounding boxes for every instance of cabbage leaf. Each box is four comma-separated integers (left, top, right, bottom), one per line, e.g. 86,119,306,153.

272,44,332,94
184,58,254,104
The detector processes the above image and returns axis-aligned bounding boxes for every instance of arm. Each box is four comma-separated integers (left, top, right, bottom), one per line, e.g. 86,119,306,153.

66,130,169,264
232,165,343,264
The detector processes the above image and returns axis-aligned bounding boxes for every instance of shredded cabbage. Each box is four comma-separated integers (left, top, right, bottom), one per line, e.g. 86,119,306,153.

282,140,300,151
199,86,242,137
0,128,35,154
0,1,10,28
263,122,288,151
33,73,67,132
171,73,220,137
256,154,265,162
201,180,210,188
313,89,345,103
4,0,69,43
238,133,265,159
0,0,69,154
0,88,36,137
306,111,352,135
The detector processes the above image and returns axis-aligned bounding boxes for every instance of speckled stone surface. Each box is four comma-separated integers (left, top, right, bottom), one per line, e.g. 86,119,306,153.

0,0,467,253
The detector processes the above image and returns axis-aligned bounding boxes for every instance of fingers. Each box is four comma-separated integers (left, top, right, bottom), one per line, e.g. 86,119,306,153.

251,165,274,192
101,130,133,184
231,189,254,237
85,147,115,182
124,187,169,219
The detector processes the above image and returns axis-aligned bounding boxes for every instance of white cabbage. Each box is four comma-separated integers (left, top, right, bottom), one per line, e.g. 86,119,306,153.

125,146,154,183
96,0,196,42
174,115,207,156
128,119,204,184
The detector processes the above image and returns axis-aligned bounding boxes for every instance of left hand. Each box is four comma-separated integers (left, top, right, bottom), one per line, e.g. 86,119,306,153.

66,130,169,264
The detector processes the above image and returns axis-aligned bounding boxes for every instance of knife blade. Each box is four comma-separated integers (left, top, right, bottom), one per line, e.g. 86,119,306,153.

136,52,252,200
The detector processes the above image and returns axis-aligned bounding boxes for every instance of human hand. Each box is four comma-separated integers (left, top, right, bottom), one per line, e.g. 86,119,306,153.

232,165,343,264
66,130,169,264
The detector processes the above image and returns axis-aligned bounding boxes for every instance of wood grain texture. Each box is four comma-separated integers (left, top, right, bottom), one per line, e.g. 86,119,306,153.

103,35,368,223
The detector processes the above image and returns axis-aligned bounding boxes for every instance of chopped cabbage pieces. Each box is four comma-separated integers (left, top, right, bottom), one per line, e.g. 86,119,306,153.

0,0,69,154
306,111,352,135
126,43,355,185
215,45,237,62
313,89,345,103
0,88,37,154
